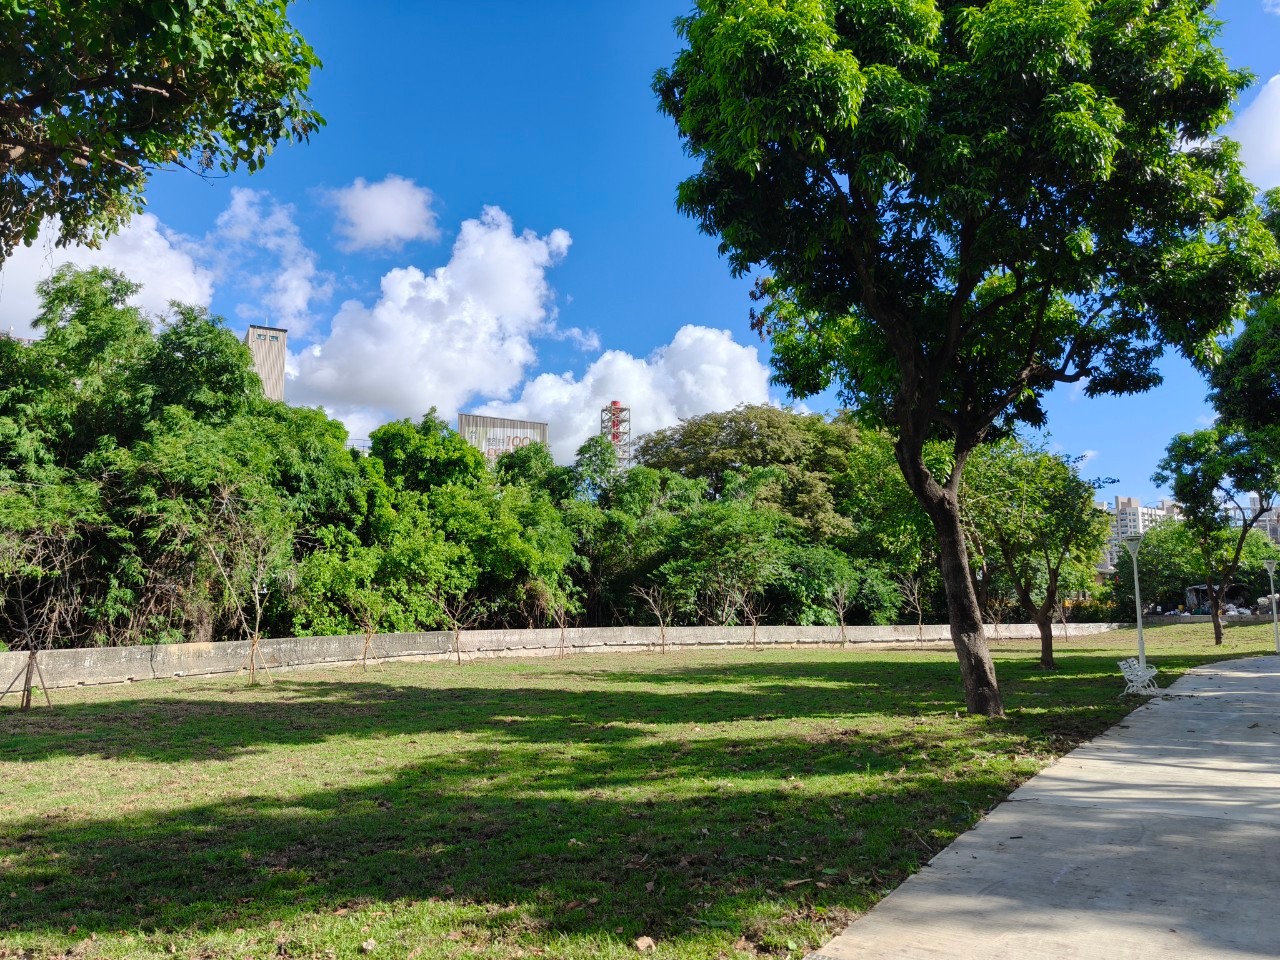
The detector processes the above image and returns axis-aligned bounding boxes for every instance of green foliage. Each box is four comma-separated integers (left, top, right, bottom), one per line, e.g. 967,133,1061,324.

571,434,620,501
658,1,1274,439
495,441,574,502
656,0,1279,708
1151,426,1280,639
1208,184,1280,433
371,412,487,493
962,439,1111,629
8,267,1171,650
1111,519,1262,614
0,0,322,261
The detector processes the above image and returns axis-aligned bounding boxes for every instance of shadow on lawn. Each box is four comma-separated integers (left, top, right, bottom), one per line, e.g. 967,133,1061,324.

2,729,1025,943
0,654,1174,764
0,651,1233,946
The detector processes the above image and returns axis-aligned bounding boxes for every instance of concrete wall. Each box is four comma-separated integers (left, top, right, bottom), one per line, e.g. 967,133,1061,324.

0,622,1122,691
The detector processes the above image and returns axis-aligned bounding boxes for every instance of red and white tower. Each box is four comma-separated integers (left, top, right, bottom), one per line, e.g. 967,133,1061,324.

600,400,632,468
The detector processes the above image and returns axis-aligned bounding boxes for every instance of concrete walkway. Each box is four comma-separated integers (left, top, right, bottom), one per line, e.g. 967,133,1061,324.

808,657,1280,959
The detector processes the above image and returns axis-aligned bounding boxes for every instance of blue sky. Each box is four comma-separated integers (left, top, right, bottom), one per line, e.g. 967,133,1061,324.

2,1,1278,499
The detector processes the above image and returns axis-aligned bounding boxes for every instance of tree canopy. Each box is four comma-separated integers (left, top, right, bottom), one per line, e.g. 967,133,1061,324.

962,440,1110,668
1,268,1122,657
0,0,322,261
656,0,1277,714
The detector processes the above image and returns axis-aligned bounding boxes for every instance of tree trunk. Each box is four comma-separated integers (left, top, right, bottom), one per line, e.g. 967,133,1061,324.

1206,581,1224,645
1035,613,1056,670
930,501,1005,715
20,651,36,713
896,438,1004,716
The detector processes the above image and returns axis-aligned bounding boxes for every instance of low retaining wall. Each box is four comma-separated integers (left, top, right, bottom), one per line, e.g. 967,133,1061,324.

0,622,1121,691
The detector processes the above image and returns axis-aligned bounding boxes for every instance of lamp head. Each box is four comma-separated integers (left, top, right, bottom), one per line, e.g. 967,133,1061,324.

1121,534,1143,558
1266,559,1277,576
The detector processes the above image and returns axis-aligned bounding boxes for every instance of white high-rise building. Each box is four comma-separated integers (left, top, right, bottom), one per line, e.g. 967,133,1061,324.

244,325,287,401
1098,496,1181,567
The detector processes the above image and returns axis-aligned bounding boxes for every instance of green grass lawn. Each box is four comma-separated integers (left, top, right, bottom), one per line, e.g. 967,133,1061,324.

1,622,1273,960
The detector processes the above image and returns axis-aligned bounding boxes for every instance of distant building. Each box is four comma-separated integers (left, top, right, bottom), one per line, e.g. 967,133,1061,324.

244,325,287,401
1238,493,1280,546
458,413,549,464
1097,496,1181,568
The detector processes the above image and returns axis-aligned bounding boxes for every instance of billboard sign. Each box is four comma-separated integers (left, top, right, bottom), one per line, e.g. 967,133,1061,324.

458,413,550,463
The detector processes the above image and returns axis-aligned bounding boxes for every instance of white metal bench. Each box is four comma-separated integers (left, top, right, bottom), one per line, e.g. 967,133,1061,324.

1118,657,1159,696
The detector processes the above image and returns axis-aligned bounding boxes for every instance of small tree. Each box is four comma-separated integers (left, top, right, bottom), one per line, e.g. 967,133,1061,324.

205,484,295,683
983,592,1015,646
633,583,676,654
1153,427,1280,645
827,579,853,648
432,586,488,666
737,588,770,650
0,480,98,709
962,442,1112,669
550,597,572,659
330,547,389,672
895,574,926,644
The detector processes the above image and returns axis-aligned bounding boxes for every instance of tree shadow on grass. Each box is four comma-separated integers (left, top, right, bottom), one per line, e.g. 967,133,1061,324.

0,652,1182,764
1,723,1033,947
0,650,1234,954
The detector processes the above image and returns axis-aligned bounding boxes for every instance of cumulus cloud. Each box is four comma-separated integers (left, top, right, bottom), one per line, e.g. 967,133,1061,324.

328,175,441,252
0,215,214,337
475,325,773,462
211,188,332,335
1230,74,1280,190
289,206,572,430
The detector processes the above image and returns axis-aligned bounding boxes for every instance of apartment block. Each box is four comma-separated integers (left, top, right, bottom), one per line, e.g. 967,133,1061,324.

1098,496,1181,567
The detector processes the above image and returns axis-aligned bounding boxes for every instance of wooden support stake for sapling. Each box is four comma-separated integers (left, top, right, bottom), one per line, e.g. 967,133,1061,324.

1,650,53,711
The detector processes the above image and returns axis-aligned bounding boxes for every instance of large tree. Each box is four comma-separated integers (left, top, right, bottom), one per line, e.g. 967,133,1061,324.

0,0,322,261
656,0,1276,714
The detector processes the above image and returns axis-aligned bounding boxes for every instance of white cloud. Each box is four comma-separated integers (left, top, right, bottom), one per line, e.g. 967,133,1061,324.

1266,1,1280,15
211,188,331,335
289,206,571,427
0,215,213,337
328,175,441,252
552,325,602,352
475,325,773,462
1230,74,1280,190
1079,449,1099,465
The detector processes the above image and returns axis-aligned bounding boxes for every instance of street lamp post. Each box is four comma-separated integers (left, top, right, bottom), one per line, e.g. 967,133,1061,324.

1265,559,1279,656
1122,535,1147,672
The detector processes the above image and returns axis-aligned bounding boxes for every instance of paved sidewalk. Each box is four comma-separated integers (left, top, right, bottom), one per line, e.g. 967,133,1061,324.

808,657,1280,960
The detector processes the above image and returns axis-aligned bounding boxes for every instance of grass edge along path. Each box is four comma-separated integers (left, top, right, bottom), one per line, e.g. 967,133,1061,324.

0,622,1268,960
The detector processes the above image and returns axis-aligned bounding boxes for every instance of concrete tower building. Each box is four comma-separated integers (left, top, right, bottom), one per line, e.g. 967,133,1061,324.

244,325,287,401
